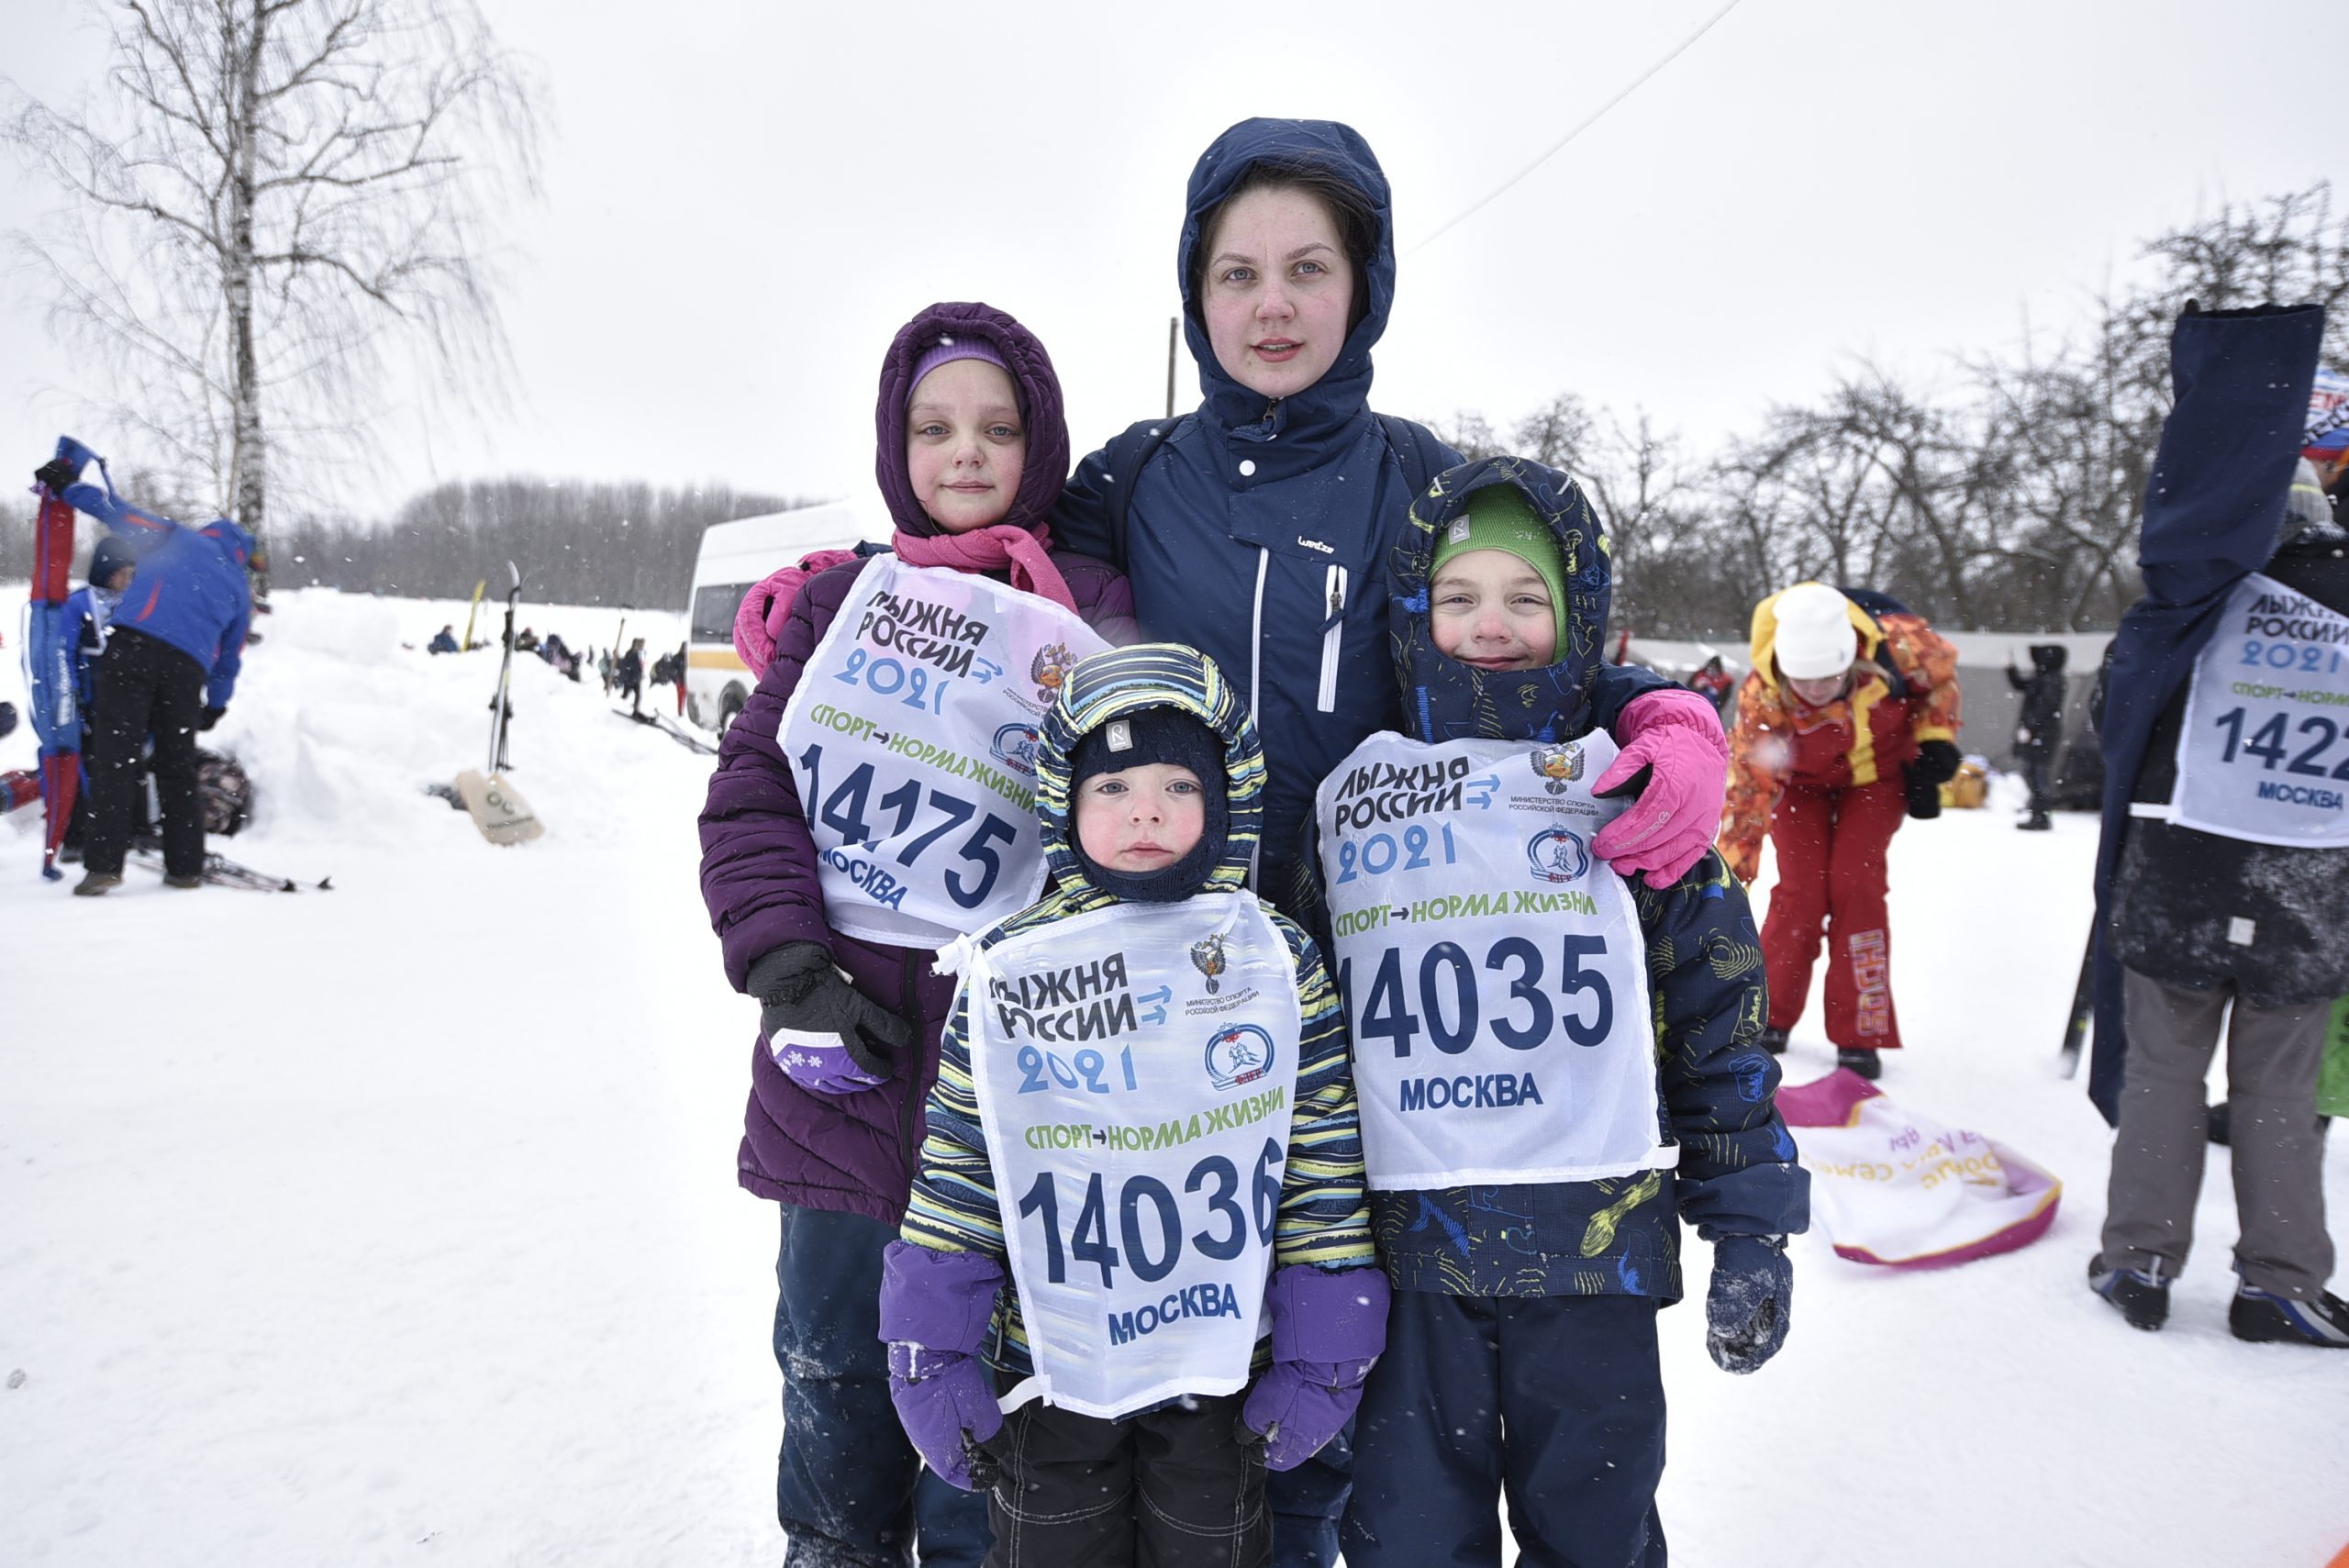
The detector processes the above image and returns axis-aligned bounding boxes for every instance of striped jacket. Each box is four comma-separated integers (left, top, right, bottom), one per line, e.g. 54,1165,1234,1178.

899,643,1375,1377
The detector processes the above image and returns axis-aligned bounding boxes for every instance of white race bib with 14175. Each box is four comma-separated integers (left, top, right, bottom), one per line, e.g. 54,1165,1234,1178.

968,893,1300,1421
1316,730,1671,1188
2173,573,2349,848
778,557,1109,946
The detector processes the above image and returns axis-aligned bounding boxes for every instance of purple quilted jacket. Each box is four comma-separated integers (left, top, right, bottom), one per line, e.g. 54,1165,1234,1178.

699,550,1135,1220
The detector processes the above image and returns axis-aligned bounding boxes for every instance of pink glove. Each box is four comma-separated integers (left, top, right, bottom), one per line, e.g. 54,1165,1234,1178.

1592,687,1730,888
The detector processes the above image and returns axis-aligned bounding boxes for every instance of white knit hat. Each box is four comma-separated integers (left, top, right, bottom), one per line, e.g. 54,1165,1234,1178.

1773,583,1859,681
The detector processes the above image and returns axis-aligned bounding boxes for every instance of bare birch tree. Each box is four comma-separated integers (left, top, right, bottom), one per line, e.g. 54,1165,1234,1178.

4,0,539,539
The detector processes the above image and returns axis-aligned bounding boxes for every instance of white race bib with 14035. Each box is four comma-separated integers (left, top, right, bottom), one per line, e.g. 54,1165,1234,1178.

778,557,1109,947
967,893,1300,1421
2172,573,2349,848
1316,730,1672,1189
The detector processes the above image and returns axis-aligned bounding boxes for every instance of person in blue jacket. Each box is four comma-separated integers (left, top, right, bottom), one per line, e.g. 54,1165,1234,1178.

34,453,257,895
1051,120,1733,1564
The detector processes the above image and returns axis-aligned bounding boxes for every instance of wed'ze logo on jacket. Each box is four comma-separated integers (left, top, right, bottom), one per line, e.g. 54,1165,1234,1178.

1526,827,1590,884
1204,1024,1275,1091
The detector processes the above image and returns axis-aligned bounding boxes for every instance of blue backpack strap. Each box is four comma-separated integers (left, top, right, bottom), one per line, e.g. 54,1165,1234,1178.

1103,416,1178,572
1377,413,1450,497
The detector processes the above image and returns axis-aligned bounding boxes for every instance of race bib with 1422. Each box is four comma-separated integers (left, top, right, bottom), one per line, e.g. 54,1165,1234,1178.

968,893,1301,1421
778,557,1110,946
2173,573,2349,848
1317,730,1672,1189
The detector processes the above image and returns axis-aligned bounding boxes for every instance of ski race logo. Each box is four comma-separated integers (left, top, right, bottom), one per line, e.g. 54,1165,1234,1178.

1526,826,1590,884
1030,643,1077,706
1203,1023,1275,1091
1530,742,1584,794
1189,933,1228,994
990,721,1040,777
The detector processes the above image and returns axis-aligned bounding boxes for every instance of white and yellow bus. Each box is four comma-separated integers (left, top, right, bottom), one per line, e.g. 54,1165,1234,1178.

685,502,886,733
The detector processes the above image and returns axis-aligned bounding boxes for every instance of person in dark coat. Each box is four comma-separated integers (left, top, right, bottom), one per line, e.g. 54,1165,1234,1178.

428,625,460,655
38,458,255,895
2008,643,2068,829
616,637,644,713
2087,303,2349,1347
58,535,139,857
1308,462,1807,1568
698,301,1135,1568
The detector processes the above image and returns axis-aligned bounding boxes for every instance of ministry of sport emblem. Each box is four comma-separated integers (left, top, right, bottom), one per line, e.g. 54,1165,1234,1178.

1030,643,1077,706
1527,826,1589,884
1204,1023,1275,1091
990,721,1040,776
1530,742,1584,795
1189,934,1228,994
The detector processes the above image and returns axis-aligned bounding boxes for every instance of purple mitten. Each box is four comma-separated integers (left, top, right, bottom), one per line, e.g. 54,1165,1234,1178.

1241,1264,1391,1472
1591,686,1731,888
880,1241,1007,1492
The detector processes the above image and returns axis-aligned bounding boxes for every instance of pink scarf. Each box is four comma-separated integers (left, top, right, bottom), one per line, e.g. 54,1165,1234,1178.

891,521,1078,614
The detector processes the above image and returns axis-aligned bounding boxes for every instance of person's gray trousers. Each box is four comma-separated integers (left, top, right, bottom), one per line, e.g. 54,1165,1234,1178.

2100,967,2333,1297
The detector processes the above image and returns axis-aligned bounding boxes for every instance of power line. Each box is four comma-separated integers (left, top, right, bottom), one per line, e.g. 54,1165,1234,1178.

1403,0,1747,258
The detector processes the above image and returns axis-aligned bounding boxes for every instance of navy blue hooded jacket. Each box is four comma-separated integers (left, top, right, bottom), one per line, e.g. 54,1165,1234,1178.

1307,457,1808,1301
1056,118,1666,915
61,482,256,709
2087,304,2325,1120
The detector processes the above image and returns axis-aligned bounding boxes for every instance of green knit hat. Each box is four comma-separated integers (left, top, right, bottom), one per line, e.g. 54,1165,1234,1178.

1430,484,1568,651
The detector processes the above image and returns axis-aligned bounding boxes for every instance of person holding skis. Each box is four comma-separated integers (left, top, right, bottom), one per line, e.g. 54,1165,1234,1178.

2008,644,2067,830
1305,463,1806,1568
698,300,1135,1567
1049,128,1730,1561
883,642,1381,1568
2087,303,2349,1347
34,452,256,895
1717,582,1962,1079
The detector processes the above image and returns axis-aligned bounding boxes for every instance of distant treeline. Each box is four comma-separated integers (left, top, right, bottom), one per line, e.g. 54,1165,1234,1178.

269,478,813,608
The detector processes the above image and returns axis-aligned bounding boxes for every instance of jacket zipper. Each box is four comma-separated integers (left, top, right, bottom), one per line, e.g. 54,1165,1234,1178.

895,951,925,1174
1316,564,1347,714
1247,548,1271,887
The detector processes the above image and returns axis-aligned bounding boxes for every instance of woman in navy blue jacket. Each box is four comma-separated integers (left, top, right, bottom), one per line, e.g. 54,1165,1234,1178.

1052,115,1732,1568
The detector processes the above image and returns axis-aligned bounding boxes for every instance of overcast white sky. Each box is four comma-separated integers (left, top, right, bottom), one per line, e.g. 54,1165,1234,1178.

3,0,2339,534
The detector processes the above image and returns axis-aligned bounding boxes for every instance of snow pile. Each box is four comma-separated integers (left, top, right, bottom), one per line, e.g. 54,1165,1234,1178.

0,601,2343,1566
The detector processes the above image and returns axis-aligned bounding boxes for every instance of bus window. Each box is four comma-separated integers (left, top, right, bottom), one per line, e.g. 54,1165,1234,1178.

692,583,756,644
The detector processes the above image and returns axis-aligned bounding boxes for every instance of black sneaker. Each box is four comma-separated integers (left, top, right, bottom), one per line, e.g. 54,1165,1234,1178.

1836,1047,1882,1081
1759,1027,1789,1056
2229,1284,2349,1347
2088,1256,2170,1331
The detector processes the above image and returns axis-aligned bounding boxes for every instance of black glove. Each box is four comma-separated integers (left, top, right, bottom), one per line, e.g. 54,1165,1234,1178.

34,457,80,495
1706,1234,1792,1374
0,700,16,740
1902,738,1960,820
199,706,226,732
747,940,914,1078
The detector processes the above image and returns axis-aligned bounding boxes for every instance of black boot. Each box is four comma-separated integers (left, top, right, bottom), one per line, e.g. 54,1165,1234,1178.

1836,1046,1882,1081
2089,1255,2170,1332
1759,1026,1789,1056
2018,814,2053,831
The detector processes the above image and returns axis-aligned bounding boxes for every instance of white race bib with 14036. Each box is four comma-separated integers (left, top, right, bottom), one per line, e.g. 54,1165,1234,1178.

778,557,1108,947
967,893,1300,1421
2172,573,2349,848
1316,730,1672,1189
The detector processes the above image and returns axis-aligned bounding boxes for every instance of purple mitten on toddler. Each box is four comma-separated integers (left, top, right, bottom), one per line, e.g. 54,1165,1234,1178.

1592,686,1731,888
879,1240,1006,1492
1241,1263,1391,1471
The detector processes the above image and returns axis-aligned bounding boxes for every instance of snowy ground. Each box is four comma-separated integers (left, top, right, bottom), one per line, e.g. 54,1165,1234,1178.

3,592,2344,1567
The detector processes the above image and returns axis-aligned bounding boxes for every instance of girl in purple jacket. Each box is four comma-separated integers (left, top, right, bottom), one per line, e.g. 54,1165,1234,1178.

699,300,1135,1567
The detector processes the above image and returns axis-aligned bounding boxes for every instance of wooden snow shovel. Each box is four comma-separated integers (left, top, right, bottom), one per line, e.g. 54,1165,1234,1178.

454,768,543,846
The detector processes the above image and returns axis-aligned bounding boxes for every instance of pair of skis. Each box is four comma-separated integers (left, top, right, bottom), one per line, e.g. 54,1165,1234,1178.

126,846,331,893
615,706,717,757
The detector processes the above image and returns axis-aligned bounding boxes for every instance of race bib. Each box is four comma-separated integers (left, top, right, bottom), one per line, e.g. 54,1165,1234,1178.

968,893,1300,1421
778,558,1109,946
2172,573,2349,848
1316,731,1671,1189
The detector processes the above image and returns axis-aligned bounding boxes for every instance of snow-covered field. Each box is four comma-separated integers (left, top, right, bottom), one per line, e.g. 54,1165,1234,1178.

3,590,2344,1567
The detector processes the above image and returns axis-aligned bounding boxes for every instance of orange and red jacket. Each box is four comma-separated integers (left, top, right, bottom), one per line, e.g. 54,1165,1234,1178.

1717,589,1961,881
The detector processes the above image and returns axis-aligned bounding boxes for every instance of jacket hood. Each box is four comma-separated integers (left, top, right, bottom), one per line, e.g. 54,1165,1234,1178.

874,301,1071,539
1033,643,1264,905
1389,456,1612,742
2028,643,2068,673
1746,584,1884,696
197,518,256,571
1178,117,1394,445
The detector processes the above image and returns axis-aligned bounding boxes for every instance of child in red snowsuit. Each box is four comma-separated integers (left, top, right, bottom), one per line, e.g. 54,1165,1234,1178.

1718,583,1961,1078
